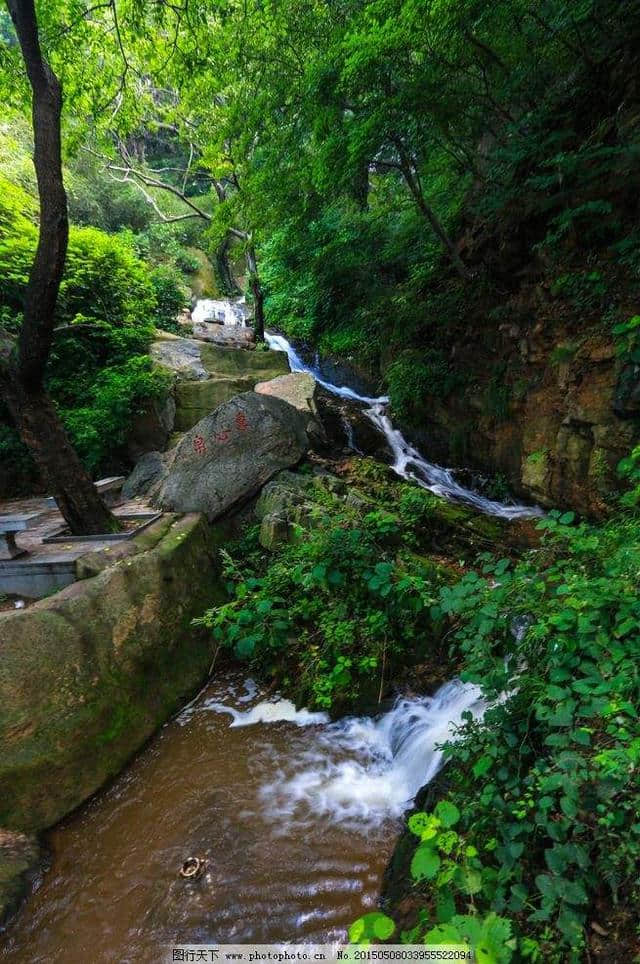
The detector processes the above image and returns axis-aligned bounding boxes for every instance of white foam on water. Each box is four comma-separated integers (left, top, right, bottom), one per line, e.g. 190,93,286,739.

201,696,329,728
258,680,485,827
205,679,485,828
192,297,247,327
265,330,542,520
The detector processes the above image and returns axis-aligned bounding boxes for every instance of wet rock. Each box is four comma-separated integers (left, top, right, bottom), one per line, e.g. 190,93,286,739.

151,335,209,381
0,829,40,925
192,321,255,349
156,393,308,518
315,388,391,460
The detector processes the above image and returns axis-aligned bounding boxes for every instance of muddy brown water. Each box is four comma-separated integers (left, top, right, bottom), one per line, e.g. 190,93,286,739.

0,674,400,964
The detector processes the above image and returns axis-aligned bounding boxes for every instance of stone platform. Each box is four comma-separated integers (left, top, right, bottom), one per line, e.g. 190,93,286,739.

0,495,157,600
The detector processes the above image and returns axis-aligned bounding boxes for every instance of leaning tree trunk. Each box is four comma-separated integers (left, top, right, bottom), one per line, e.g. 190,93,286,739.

392,137,471,281
246,244,265,342
3,383,116,534
2,0,118,535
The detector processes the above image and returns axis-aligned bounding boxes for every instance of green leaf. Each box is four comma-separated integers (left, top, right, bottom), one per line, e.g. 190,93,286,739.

435,800,461,828
558,511,575,525
411,842,441,881
473,755,493,777
348,911,396,945
236,635,257,658
424,922,466,946
436,890,456,924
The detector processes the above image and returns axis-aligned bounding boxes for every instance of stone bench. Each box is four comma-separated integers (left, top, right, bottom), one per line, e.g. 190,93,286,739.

0,512,46,560
45,476,125,511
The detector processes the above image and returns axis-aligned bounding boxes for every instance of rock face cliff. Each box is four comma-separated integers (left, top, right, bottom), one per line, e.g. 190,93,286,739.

397,324,638,518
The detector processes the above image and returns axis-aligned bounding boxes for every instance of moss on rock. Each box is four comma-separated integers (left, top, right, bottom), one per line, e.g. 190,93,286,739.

0,514,228,833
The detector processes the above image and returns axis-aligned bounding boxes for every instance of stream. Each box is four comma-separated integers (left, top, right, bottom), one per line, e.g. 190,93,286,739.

265,331,541,520
1,316,529,962
0,674,484,962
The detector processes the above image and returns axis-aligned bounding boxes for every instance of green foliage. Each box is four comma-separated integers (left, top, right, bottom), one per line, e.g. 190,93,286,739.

61,356,171,473
382,510,640,961
132,222,201,274
550,271,608,313
483,369,510,421
387,350,463,422
198,488,451,709
612,314,640,364
149,264,188,333
0,179,156,326
0,174,170,481
617,443,640,507
349,912,396,945
550,342,580,365
0,421,38,496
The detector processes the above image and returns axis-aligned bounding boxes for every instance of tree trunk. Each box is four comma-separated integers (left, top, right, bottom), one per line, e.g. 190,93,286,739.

215,234,240,296
2,0,118,535
3,382,118,534
246,245,265,341
392,137,471,280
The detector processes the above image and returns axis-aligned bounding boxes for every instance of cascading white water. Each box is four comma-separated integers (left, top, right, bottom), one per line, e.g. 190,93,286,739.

192,297,248,327
265,330,542,520
198,678,485,828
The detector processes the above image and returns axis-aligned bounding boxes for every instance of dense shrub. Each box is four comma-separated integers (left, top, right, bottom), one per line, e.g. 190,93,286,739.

198,481,451,710
0,177,169,484
0,178,157,327
361,511,640,961
387,349,463,422
62,356,171,473
149,264,188,333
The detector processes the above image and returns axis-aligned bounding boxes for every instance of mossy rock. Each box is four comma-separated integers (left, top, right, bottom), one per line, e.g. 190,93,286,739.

346,458,534,554
175,377,255,431
174,345,289,431
199,344,288,379
0,830,39,925
0,514,229,833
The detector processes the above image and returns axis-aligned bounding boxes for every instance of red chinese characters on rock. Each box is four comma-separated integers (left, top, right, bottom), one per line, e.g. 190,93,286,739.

235,411,249,432
192,415,248,450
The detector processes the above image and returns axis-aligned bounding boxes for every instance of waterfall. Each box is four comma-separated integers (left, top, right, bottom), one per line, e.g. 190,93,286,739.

201,679,485,828
265,331,542,521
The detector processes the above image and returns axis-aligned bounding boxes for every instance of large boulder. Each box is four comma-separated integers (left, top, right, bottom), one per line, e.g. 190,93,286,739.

174,343,289,432
155,392,308,518
315,387,392,460
122,450,174,500
0,514,225,832
255,372,317,414
255,372,326,446
192,321,255,349
151,335,209,381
